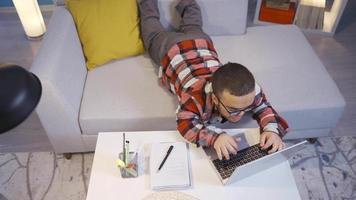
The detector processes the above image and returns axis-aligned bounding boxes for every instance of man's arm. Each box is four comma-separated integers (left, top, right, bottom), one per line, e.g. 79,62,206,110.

252,85,289,138
176,95,220,147
176,100,240,160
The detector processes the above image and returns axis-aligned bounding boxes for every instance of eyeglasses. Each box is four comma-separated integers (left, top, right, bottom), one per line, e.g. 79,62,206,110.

214,93,254,116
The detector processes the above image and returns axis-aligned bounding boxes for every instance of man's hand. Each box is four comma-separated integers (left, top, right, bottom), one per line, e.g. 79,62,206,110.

260,131,285,154
213,133,241,160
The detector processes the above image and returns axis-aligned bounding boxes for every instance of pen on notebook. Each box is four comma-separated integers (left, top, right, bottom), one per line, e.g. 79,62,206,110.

157,145,174,172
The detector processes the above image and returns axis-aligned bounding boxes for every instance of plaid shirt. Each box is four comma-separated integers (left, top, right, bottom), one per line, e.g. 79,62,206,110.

160,39,289,147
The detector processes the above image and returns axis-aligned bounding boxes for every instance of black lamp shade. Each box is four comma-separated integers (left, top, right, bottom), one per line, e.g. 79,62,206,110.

0,64,42,134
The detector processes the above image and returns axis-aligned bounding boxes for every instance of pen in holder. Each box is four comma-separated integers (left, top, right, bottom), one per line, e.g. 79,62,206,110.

117,151,138,178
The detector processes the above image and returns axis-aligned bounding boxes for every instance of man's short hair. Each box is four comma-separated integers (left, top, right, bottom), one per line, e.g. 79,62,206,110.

212,62,255,97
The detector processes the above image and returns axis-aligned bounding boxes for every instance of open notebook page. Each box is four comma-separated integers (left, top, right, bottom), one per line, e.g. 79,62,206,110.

150,142,191,190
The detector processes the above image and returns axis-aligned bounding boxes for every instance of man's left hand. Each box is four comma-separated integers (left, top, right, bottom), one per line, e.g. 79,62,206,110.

260,131,285,154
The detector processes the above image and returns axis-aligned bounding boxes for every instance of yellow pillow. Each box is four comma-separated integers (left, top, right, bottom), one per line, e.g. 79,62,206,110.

66,0,145,71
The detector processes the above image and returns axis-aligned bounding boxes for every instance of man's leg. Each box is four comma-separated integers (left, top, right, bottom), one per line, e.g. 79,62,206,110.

139,0,211,65
175,0,211,40
138,0,169,65
157,0,213,57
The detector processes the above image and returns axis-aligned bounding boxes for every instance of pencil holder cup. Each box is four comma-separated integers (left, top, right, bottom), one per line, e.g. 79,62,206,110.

117,152,138,178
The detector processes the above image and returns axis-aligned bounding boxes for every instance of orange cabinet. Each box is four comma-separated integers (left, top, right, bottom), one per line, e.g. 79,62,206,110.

259,0,297,24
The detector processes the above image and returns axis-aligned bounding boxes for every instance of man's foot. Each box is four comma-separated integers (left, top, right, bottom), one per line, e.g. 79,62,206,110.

175,0,198,17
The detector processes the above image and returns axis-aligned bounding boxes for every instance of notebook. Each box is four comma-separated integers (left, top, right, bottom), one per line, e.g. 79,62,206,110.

150,142,192,190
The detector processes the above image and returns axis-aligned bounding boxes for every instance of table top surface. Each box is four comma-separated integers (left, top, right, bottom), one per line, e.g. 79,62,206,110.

86,130,301,200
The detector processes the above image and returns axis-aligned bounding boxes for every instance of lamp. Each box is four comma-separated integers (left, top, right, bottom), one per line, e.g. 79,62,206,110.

12,0,46,40
0,64,42,134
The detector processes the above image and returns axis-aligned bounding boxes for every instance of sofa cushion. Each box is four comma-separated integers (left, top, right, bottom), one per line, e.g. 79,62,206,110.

66,0,145,70
79,55,178,135
213,25,345,133
79,25,345,137
158,0,248,36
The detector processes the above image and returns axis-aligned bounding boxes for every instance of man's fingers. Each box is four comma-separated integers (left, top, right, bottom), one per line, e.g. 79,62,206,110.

227,138,238,151
226,143,237,155
221,146,230,160
277,143,283,152
277,143,283,151
268,143,279,154
260,134,267,147
215,146,222,160
262,138,274,150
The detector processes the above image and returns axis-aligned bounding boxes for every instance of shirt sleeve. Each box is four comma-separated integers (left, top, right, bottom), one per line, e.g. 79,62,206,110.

176,94,221,147
251,85,289,138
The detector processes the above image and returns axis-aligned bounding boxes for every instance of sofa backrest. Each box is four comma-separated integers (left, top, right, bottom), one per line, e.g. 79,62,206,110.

159,0,248,35
54,0,248,36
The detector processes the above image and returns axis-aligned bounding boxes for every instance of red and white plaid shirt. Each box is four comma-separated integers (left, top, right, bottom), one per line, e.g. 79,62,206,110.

160,39,289,147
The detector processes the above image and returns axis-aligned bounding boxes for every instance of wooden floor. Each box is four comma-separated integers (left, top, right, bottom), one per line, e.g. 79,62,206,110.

0,2,355,152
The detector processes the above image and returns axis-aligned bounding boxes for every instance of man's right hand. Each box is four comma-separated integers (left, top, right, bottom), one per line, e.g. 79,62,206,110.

213,133,241,160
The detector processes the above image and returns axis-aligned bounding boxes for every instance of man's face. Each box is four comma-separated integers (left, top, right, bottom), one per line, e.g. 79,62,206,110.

212,89,255,123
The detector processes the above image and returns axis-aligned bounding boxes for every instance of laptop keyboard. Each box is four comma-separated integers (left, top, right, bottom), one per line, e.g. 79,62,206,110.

212,144,269,179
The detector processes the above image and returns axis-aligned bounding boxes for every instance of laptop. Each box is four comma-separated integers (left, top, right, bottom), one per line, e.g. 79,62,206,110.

203,129,307,185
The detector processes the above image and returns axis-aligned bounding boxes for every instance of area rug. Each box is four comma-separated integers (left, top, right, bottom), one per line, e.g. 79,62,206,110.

0,136,355,200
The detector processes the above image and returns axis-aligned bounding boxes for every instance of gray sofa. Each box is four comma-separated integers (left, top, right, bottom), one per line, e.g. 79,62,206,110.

31,0,345,153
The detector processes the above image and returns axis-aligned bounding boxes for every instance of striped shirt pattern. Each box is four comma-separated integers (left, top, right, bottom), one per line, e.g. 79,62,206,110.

160,39,289,147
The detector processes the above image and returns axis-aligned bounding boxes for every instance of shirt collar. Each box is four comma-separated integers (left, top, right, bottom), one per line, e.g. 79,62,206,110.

204,81,213,94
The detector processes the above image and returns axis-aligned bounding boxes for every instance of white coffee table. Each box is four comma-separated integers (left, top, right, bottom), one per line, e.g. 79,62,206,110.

86,130,301,200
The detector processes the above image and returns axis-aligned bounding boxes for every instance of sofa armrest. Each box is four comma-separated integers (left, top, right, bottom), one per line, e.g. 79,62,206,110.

31,7,88,153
